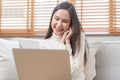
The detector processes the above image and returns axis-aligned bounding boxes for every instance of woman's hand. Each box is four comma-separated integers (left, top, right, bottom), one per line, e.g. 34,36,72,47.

60,28,73,45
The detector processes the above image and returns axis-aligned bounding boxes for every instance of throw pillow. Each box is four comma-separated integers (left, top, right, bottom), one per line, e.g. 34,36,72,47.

0,38,20,80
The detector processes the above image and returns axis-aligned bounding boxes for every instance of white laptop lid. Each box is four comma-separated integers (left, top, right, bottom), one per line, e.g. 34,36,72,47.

13,48,71,80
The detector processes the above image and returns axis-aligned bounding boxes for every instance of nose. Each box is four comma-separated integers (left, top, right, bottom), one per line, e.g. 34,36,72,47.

56,21,62,29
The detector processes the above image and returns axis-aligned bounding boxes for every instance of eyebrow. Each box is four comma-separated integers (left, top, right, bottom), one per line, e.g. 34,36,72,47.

54,15,70,21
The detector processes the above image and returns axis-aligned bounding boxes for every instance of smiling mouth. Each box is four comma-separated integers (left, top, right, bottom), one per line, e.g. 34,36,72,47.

56,29,63,32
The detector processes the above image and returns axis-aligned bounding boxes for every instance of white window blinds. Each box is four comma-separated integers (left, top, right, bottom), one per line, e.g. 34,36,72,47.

0,0,120,36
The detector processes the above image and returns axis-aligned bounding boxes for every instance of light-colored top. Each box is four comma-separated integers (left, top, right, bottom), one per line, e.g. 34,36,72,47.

39,33,96,80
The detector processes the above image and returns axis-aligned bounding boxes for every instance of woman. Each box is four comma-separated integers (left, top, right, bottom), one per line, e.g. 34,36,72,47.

39,1,96,80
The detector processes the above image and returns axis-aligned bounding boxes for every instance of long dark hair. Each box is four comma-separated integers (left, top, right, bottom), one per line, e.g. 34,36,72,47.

45,2,83,56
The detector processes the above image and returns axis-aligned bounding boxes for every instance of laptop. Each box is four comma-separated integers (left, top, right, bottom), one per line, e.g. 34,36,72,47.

12,48,71,80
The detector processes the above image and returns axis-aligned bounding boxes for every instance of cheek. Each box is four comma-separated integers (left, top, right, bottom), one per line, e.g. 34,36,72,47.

64,24,70,31
51,20,55,28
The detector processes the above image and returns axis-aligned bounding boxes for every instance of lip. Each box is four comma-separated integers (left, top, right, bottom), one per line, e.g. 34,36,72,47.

55,29,63,32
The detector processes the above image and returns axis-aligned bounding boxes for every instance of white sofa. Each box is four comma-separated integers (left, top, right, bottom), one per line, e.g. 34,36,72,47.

93,41,120,80
0,38,120,80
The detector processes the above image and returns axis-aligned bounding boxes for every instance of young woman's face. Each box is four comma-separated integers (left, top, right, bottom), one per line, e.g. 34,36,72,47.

51,9,71,36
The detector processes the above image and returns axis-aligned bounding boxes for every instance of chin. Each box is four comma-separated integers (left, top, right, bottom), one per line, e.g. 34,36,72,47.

54,32,63,36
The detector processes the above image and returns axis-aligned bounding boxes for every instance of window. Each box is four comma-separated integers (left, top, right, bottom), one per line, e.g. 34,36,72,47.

77,0,120,35
0,0,120,36
0,0,31,36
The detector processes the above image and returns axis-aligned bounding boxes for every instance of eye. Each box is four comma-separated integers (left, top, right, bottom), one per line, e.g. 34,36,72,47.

55,17,59,21
63,20,69,23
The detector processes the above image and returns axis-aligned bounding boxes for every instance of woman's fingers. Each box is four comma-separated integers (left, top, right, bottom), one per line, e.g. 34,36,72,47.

65,28,73,44
66,28,73,40
60,27,73,44
60,30,70,44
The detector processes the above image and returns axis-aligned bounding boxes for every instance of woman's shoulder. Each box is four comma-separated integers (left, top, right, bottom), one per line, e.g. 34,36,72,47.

81,31,86,39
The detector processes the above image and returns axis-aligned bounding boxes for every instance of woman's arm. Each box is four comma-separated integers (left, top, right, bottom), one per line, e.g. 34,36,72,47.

65,32,86,80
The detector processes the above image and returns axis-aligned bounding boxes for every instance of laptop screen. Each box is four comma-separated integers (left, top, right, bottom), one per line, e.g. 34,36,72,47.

13,48,71,80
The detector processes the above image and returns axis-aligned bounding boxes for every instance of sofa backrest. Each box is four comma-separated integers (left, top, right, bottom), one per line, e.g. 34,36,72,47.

1,38,120,80
94,42,120,80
